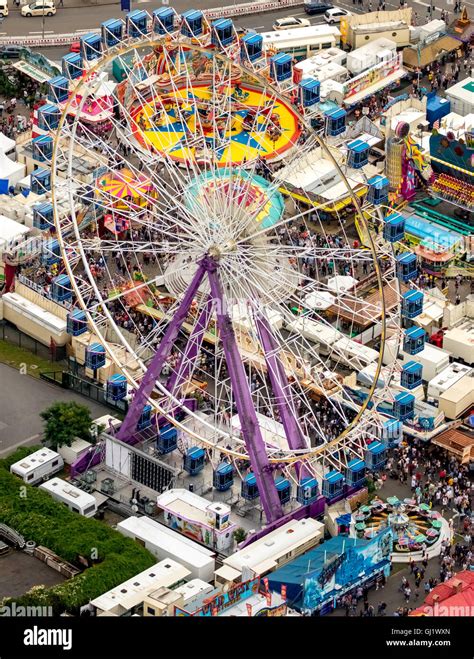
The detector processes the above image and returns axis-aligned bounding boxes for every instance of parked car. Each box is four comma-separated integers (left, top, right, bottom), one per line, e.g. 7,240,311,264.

70,41,81,53
0,45,25,59
304,1,334,15
0,1,9,18
21,1,56,17
273,16,311,30
324,7,351,23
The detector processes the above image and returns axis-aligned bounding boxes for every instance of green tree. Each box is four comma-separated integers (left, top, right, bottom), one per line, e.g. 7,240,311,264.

40,402,93,450
233,527,247,544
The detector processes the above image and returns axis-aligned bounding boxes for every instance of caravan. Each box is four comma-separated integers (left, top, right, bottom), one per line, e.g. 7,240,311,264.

10,448,64,485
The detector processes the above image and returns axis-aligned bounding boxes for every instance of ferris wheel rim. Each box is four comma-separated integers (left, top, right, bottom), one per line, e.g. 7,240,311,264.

50,36,388,466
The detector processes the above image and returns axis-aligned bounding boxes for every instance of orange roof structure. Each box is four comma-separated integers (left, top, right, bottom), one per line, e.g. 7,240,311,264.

432,428,474,464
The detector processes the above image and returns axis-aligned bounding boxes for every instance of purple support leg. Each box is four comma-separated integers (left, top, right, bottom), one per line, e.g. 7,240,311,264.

254,312,308,453
116,261,207,442
207,263,283,524
166,295,214,396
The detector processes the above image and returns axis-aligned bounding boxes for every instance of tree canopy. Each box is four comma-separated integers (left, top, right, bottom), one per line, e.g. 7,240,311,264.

40,401,93,450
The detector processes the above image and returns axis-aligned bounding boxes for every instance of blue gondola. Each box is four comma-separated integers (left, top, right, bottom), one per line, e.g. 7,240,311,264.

403,326,426,355
322,470,344,500
183,446,205,475
401,361,423,389
67,309,87,336
31,167,51,194
383,211,405,242
47,76,69,103
345,458,366,487
137,404,152,431
365,440,387,470
62,53,83,80
81,33,102,61
296,477,319,505
41,238,61,266
241,472,259,500
393,392,415,421
367,175,389,205
275,476,291,505
347,140,369,169
383,419,402,447
299,78,320,107
101,19,123,47
51,274,72,302
396,252,418,282
106,374,127,401
127,10,148,38
156,423,178,454
85,343,106,370
402,290,423,319
240,33,262,62
270,53,292,82
211,18,233,46
181,10,203,38
37,104,60,131
32,135,53,163
213,462,234,491
33,201,53,230
153,7,175,34
325,108,346,136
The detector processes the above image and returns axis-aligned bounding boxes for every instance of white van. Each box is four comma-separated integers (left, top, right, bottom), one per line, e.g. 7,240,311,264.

0,1,9,18
324,7,351,24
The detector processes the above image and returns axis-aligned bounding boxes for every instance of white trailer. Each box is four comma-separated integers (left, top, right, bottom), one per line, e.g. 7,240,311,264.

332,337,379,370
117,516,216,582
401,343,450,382
427,363,473,401
442,323,474,365
10,448,63,486
39,477,98,517
346,37,397,74
286,316,341,355
438,374,474,420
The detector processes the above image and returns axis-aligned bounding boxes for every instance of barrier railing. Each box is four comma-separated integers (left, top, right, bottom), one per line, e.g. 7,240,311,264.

1,0,303,47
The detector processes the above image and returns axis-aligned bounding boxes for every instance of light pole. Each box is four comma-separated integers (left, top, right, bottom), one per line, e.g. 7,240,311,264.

42,4,45,40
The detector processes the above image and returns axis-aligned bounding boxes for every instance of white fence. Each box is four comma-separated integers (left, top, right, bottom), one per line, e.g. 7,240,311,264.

1,0,303,47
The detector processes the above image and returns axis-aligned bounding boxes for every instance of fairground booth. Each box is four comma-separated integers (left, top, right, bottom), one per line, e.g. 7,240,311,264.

267,528,392,615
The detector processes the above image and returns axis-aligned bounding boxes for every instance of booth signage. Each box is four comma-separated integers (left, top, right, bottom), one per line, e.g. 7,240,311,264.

176,578,260,616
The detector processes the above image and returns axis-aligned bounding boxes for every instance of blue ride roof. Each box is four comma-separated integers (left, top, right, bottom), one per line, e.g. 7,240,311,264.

403,213,463,250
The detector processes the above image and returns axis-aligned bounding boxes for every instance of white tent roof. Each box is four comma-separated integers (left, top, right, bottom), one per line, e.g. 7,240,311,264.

0,132,15,154
0,150,25,186
0,215,29,248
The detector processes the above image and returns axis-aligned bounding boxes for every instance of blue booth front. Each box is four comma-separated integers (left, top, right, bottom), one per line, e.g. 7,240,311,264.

181,10,203,38
33,201,53,230
51,275,72,302
157,423,178,454
101,19,123,47
241,472,259,500
153,7,175,34
211,18,234,46
183,446,205,475
67,309,87,336
106,374,127,401
401,361,423,389
367,175,389,205
322,470,344,500
325,108,346,136
396,252,418,282
383,212,405,242
241,33,262,62
393,392,415,421
345,458,366,487
62,53,83,80
213,462,234,491
365,440,387,470
296,476,319,504
402,290,423,319
347,140,369,169
85,342,106,370
403,325,425,355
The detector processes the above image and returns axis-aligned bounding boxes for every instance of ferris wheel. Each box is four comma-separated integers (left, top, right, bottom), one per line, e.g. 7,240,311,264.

39,13,404,524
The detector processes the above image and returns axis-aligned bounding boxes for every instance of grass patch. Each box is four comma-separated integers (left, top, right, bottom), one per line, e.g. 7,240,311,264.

0,339,57,378
0,446,155,613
